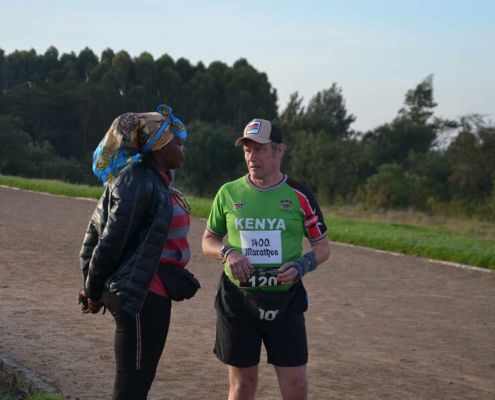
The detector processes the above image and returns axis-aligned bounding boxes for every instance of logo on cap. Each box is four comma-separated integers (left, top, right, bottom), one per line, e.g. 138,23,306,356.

245,121,261,135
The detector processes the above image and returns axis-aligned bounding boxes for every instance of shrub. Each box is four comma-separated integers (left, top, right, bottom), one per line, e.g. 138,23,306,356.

360,163,432,210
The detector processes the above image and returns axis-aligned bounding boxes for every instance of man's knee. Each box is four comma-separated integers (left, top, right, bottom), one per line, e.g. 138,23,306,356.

229,366,258,397
275,365,308,400
281,374,307,396
231,378,257,393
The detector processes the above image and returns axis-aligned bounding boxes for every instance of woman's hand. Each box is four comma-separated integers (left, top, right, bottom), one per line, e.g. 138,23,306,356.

77,289,104,314
88,298,105,314
77,289,89,313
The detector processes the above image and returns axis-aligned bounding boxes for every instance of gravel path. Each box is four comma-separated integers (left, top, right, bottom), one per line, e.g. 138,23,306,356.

0,186,494,399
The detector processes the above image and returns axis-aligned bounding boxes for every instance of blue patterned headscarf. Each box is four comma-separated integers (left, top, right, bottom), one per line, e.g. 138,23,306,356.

92,104,187,185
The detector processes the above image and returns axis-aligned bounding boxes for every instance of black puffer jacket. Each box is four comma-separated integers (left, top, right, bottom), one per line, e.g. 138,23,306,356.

80,157,173,315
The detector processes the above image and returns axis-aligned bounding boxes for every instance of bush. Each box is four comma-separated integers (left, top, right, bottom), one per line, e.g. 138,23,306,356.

0,114,32,175
285,131,363,203
359,163,433,210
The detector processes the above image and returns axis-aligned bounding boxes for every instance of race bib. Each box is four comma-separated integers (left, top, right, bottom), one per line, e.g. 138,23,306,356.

240,268,280,288
240,230,282,264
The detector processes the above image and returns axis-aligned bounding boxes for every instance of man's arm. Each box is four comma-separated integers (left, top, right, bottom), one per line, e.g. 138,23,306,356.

201,229,253,282
278,237,330,284
201,229,224,261
311,236,331,264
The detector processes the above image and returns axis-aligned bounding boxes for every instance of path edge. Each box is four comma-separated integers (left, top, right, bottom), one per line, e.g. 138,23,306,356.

0,354,61,397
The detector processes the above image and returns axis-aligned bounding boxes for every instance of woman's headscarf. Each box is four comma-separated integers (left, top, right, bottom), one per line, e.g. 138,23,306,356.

93,104,187,185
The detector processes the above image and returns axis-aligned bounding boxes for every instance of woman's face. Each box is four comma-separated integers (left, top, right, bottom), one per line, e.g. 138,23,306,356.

157,136,185,170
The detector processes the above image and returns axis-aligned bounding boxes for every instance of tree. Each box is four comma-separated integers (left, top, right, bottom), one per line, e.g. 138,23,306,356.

362,75,439,172
41,46,60,83
0,115,31,174
176,57,196,83
304,83,356,138
399,74,437,124
446,118,495,202
279,92,304,134
225,58,277,129
131,52,158,111
90,48,114,82
134,52,156,88
60,52,79,82
2,49,40,89
285,131,363,203
279,84,355,141
177,121,244,195
154,53,181,110
363,120,437,169
359,163,432,209
0,48,4,90
109,50,133,97
188,61,229,122
77,47,98,82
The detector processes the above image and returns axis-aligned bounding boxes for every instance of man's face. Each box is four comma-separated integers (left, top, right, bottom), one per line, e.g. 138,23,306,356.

243,140,283,180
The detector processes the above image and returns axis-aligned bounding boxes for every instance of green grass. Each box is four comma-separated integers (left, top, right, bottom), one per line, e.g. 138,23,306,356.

0,385,11,400
0,382,63,400
329,218,495,269
0,175,103,199
1,174,494,269
26,394,65,400
188,195,214,219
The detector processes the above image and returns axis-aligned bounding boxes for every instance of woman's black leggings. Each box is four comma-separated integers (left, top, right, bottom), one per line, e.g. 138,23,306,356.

104,291,171,400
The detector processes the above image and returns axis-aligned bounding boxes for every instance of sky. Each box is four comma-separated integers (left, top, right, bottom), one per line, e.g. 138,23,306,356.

1,0,494,132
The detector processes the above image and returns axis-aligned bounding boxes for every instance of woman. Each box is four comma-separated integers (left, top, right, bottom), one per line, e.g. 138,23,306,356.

78,105,197,399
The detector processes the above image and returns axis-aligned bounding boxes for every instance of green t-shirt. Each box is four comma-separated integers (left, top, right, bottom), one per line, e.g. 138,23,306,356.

207,175,327,291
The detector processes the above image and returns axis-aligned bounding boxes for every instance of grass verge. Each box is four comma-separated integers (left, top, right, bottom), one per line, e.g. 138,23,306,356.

26,394,65,400
1,175,494,269
0,385,64,400
329,218,495,268
0,175,102,199
0,355,64,400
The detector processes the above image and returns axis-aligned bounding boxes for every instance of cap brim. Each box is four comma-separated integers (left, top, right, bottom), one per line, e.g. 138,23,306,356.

235,134,272,146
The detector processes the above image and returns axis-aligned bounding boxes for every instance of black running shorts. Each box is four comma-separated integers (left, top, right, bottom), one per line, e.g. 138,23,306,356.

213,273,308,368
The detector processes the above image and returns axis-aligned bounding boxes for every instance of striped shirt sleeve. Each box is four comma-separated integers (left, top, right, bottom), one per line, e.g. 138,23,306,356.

287,177,328,242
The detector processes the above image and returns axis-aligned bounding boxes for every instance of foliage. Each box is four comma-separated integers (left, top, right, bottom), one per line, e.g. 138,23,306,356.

0,114,32,174
445,119,495,203
279,83,355,140
0,114,95,184
358,163,433,209
284,131,363,202
398,74,437,124
0,175,103,199
0,47,277,158
0,47,494,221
329,217,495,269
26,393,65,400
176,120,245,196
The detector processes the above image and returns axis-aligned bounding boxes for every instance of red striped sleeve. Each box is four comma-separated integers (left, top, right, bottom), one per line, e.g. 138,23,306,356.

287,177,328,242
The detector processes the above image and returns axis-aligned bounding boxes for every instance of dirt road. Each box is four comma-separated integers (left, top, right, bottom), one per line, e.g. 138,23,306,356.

0,186,494,399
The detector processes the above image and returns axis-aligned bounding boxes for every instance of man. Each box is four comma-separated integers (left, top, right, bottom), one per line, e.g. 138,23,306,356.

202,119,330,400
